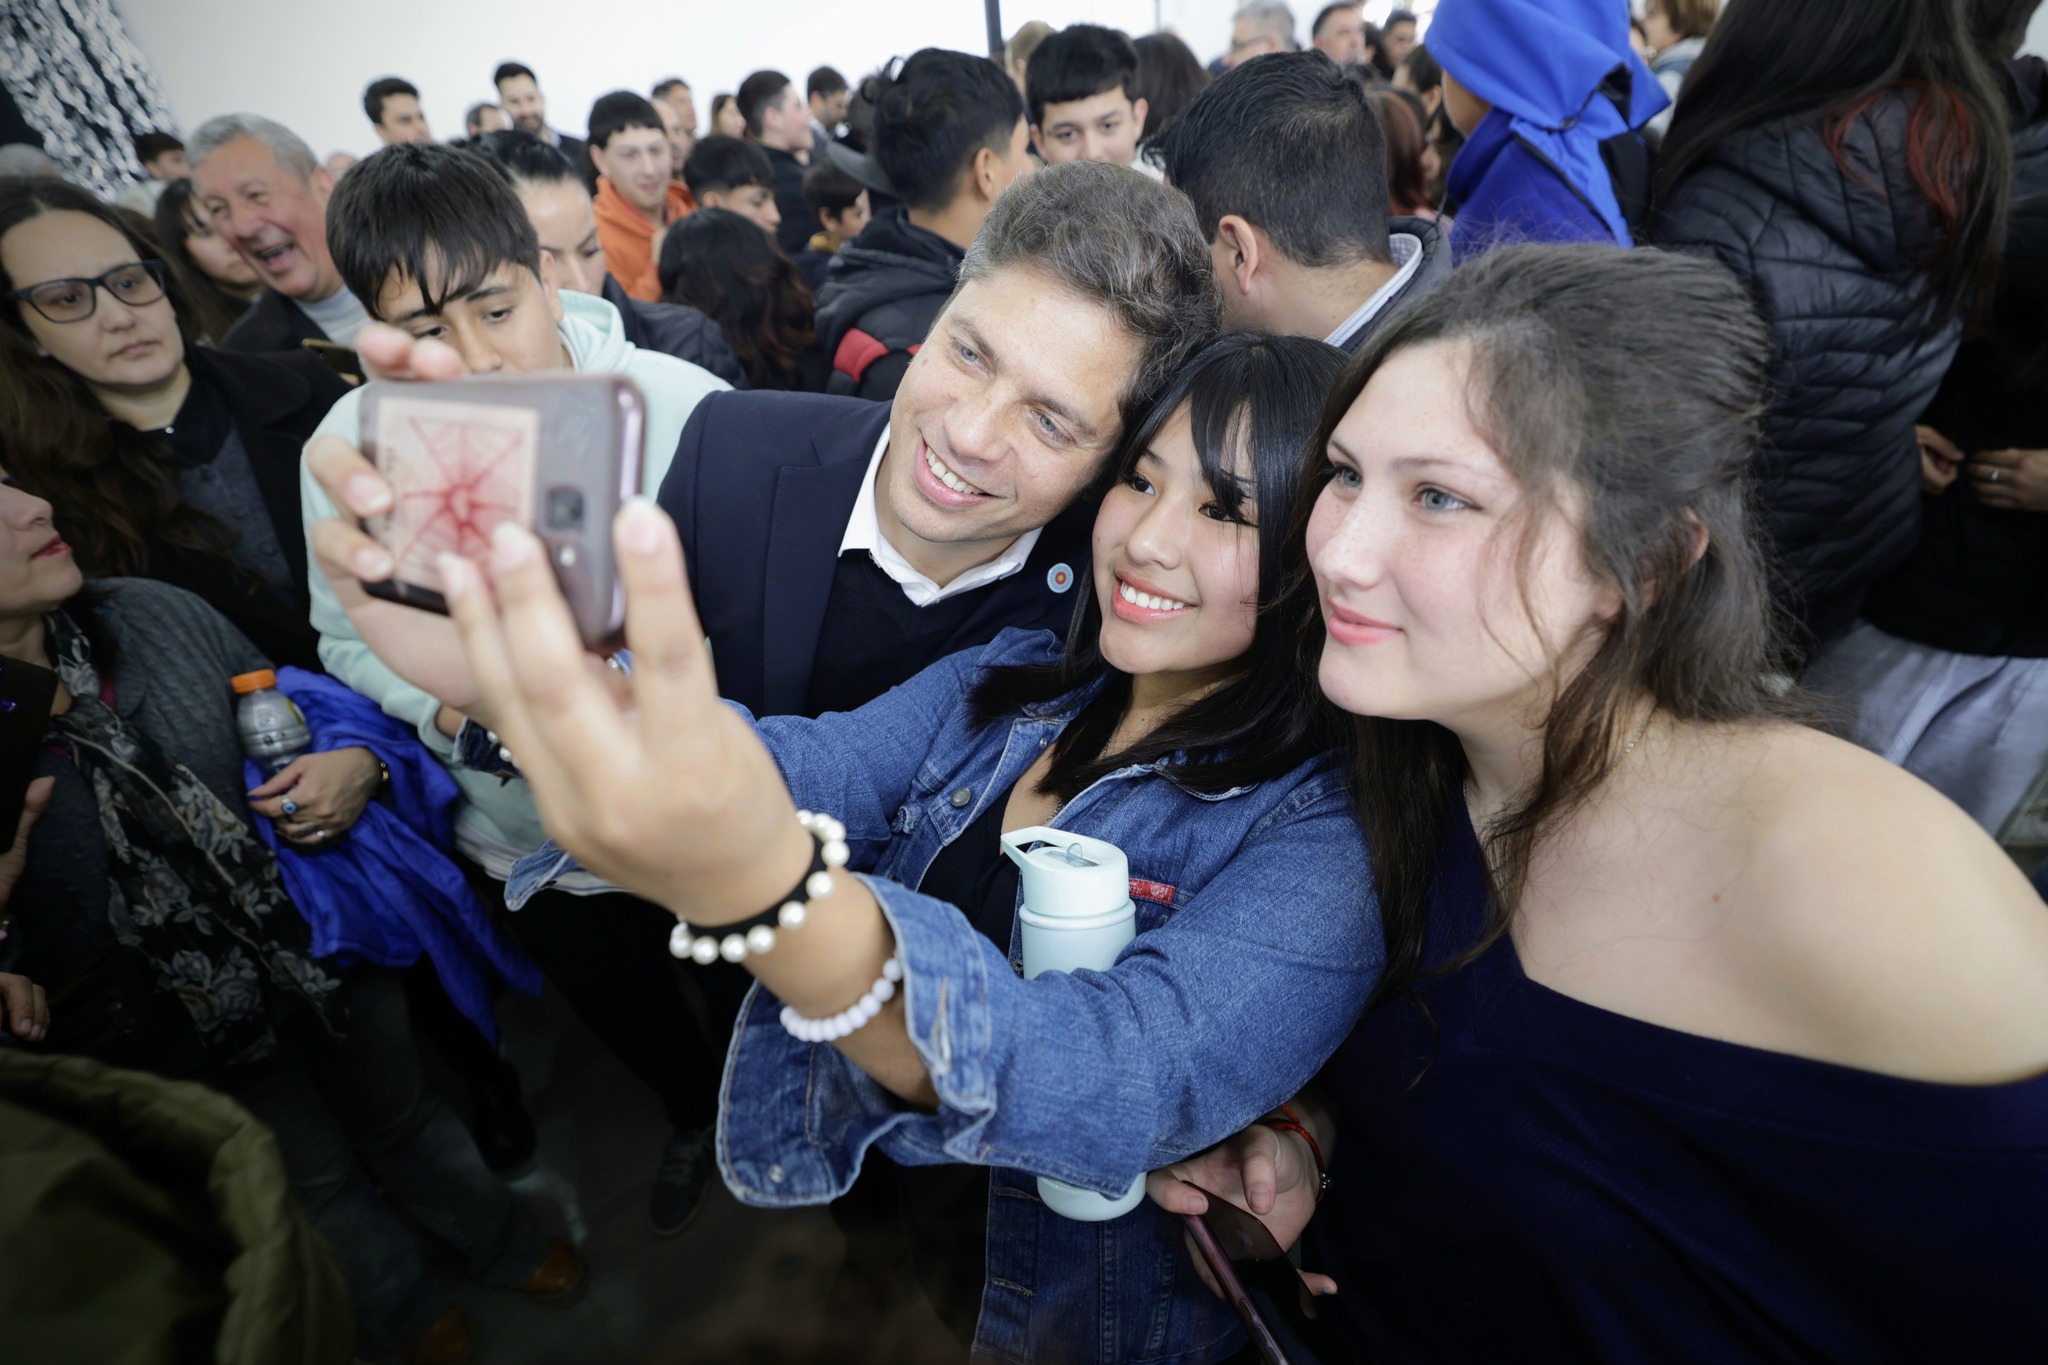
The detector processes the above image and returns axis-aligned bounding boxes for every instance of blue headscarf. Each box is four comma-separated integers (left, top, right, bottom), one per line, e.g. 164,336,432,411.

1427,0,1667,245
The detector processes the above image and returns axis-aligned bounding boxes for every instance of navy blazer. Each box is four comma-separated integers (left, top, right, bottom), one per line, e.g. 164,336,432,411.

655,391,1096,717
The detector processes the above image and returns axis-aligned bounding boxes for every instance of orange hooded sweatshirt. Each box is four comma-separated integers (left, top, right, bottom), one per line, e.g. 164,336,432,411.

594,177,695,302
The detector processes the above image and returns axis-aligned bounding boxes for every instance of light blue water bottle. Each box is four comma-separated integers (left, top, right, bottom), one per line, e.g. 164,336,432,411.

1000,826,1146,1221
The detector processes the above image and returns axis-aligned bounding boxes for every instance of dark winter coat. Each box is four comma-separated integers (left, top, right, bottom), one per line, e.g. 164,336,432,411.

219,287,328,355
1650,92,1965,654
144,346,350,670
814,209,964,402
599,273,747,388
1865,58,2048,657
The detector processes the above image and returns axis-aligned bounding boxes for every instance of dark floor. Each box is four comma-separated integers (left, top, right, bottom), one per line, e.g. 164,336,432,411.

411,979,963,1365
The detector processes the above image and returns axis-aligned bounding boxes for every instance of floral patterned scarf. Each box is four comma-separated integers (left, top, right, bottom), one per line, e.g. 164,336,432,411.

44,608,343,1065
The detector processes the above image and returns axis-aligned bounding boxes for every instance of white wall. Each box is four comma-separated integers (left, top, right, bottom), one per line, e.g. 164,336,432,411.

114,0,1303,161
2028,5,2048,57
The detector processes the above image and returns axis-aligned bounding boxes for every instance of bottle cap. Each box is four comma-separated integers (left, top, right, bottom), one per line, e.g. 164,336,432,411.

231,669,278,694
1000,827,1130,919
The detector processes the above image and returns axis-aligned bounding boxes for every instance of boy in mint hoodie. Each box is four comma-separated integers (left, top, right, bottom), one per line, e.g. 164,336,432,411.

300,143,731,1235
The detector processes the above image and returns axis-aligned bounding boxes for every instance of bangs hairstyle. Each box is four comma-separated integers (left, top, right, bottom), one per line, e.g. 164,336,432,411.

588,90,664,150
152,177,252,345
1026,24,1142,127
1294,244,1807,1009
970,331,1349,802
327,143,542,319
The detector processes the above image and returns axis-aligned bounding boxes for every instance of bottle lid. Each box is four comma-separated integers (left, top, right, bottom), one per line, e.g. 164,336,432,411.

1000,827,1131,919
231,669,278,694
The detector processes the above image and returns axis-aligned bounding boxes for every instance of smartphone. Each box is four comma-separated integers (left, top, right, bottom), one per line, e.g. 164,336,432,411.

0,657,57,854
301,337,365,383
1185,1213,1292,1365
358,373,647,652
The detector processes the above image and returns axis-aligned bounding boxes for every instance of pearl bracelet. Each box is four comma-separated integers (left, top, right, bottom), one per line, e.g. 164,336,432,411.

668,810,850,965
780,957,904,1044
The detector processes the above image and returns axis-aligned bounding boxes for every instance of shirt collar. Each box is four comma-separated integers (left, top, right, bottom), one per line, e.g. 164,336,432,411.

837,428,1043,607
1324,232,1425,349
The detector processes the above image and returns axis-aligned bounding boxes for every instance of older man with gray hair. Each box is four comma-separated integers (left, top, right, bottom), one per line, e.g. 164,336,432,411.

1225,0,1299,66
189,113,370,355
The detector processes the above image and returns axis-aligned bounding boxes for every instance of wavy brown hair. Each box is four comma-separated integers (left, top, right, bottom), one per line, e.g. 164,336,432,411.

0,177,234,577
658,207,816,390
1293,244,1808,1008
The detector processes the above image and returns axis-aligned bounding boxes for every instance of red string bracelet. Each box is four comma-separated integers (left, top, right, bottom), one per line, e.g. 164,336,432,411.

1258,1101,1330,1203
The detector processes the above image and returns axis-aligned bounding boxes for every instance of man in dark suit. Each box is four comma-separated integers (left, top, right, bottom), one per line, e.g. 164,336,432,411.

657,160,1219,720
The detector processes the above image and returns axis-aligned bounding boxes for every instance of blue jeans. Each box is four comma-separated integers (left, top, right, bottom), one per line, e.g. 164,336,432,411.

222,969,550,1347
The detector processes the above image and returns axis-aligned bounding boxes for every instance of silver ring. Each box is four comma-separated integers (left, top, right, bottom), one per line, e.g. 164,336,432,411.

309,827,327,842
1989,468,2002,483
281,799,299,816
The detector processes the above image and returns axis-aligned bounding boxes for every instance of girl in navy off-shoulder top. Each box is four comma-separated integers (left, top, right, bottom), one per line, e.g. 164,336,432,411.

1304,801,2048,1363
1152,245,2048,1362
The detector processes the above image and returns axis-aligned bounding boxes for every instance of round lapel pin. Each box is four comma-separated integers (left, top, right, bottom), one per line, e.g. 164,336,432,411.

1047,563,1075,593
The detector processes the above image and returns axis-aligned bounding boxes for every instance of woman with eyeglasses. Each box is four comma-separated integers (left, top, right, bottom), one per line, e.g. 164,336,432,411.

0,177,348,674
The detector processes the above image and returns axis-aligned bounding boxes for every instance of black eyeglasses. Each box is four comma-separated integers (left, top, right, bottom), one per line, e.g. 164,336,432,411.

8,260,168,324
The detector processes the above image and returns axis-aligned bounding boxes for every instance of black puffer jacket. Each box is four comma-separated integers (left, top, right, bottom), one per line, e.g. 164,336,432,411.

599,273,747,388
815,209,964,402
1865,58,2048,657
1650,92,1962,653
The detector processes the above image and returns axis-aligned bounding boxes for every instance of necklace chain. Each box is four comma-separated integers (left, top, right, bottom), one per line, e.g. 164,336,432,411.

1607,705,1658,780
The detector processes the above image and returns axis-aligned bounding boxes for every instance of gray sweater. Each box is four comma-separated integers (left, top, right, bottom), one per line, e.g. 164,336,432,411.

14,579,269,1003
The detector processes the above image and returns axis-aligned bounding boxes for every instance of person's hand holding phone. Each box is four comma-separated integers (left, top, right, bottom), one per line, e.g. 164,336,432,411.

1149,1121,1336,1299
437,503,817,926
306,324,494,719
248,747,383,846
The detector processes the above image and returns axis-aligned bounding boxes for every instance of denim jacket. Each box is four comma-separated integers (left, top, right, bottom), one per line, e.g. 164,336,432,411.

507,629,1381,1364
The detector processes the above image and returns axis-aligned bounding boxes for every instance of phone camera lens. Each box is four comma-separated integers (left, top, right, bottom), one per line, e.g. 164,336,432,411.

545,486,586,530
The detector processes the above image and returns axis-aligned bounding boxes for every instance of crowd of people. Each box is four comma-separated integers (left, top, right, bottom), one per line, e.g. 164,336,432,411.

2,0,2046,1362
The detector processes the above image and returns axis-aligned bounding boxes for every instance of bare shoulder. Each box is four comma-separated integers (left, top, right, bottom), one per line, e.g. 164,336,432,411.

1721,724,2048,1083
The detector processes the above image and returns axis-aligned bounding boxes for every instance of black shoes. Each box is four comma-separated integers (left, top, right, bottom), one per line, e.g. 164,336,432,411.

651,1126,715,1236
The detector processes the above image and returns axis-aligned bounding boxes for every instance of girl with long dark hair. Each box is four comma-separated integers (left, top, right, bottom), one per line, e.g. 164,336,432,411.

1650,0,2011,658
434,334,1381,1364
150,176,261,344
0,177,348,671
1151,245,2048,1361
658,207,827,391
